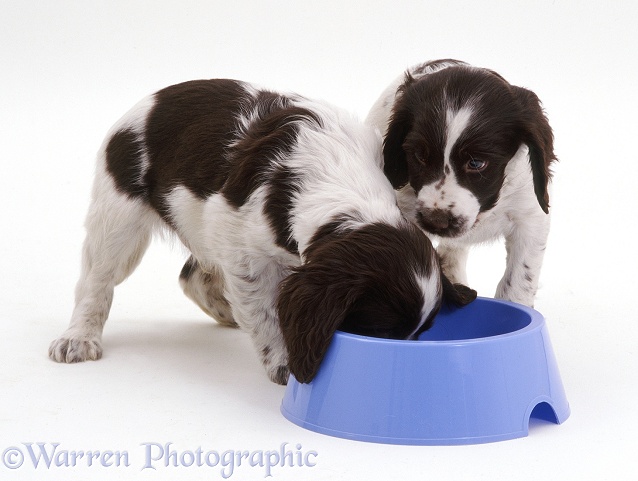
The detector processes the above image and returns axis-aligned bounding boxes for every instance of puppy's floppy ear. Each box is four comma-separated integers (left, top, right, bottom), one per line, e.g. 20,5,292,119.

441,272,477,307
513,86,557,214
277,264,362,384
382,74,416,189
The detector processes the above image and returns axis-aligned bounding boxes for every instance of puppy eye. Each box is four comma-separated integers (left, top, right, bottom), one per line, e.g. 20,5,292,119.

466,158,488,172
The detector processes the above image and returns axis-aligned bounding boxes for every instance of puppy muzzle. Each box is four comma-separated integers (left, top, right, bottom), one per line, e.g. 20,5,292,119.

417,208,469,237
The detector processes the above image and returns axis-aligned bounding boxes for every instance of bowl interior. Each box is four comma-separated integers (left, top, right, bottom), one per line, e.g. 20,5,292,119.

417,298,533,341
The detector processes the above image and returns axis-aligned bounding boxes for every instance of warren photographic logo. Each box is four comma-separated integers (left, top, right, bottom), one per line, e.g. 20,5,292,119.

2,441,318,478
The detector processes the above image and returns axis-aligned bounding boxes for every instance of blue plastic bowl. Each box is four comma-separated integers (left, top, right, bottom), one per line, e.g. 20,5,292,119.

281,297,570,445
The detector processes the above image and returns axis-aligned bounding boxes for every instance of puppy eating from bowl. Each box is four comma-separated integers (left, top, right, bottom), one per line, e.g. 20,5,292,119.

49,79,476,384
366,59,557,307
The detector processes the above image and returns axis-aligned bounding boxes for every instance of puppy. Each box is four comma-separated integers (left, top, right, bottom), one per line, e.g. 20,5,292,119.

49,79,476,384
366,59,556,307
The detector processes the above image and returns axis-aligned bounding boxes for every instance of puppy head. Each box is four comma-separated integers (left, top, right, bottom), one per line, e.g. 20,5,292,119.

277,220,475,384
383,63,556,237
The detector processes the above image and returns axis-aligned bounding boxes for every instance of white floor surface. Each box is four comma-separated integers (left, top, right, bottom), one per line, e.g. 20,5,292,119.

1,1,637,480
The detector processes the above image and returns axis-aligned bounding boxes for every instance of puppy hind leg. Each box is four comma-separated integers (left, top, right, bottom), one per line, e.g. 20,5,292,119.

49,182,156,363
179,256,237,327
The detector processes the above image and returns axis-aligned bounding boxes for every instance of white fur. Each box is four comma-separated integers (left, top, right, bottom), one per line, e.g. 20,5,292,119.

410,269,442,339
288,99,402,255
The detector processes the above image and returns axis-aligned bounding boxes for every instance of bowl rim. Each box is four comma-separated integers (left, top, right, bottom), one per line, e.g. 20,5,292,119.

334,297,545,346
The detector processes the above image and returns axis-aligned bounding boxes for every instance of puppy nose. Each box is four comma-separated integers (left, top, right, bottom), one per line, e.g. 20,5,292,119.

422,209,449,230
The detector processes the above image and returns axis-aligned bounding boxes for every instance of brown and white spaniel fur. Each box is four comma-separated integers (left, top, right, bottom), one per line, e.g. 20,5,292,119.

49,79,475,384
366,59,556,307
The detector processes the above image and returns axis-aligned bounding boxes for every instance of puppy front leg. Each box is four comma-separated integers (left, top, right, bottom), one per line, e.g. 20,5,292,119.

495,212,550,307
251,318,290,385
223,265,290,385
437,241,470,286
234,303,290,385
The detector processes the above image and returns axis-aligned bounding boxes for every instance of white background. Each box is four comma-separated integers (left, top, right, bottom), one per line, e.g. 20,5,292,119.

1,1,637,480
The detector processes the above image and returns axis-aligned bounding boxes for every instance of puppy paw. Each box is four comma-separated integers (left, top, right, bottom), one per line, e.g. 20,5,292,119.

267,365,290,385
48,333,103,363
442,274,477,307
450,283,478,306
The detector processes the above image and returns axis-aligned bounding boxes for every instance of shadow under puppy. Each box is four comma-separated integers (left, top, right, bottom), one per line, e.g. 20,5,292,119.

49,80,476,384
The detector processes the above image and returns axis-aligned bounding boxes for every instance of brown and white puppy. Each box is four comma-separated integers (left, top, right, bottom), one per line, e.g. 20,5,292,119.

366,59,556,307
49,79,475,385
